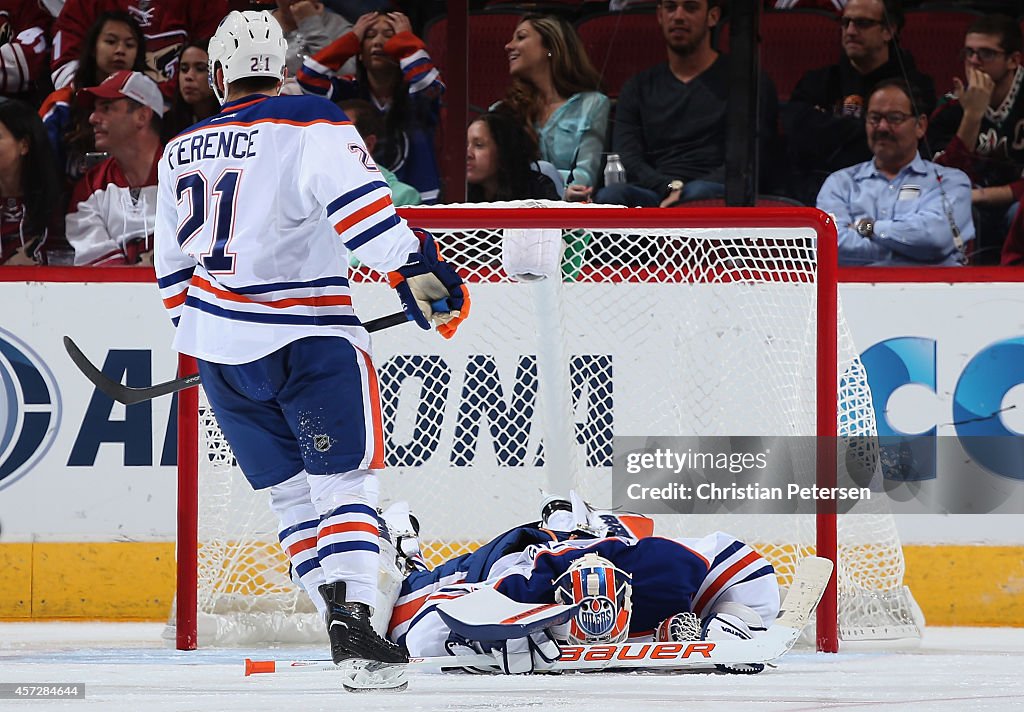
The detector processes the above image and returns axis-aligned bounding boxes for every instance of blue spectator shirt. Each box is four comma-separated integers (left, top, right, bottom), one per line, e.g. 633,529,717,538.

816,153,974,266
535,91,610,190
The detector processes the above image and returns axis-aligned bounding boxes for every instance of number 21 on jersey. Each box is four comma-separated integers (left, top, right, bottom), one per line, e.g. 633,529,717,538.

175,169,242,273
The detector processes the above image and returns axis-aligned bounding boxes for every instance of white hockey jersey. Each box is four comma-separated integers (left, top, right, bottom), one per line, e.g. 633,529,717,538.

154,93,419,364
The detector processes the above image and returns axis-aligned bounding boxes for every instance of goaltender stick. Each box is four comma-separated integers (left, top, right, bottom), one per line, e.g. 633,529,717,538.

376,492,780,674
153,10,469,691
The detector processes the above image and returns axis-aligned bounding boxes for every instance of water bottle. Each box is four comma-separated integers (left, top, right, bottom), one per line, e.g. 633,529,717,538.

604,153,626,186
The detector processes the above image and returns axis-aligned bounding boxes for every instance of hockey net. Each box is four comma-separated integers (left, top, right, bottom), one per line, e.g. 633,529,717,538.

169,205,922,651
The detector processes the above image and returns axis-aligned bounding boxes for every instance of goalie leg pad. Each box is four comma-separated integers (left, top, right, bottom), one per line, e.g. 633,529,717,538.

379,501,428,573
701,601,769,674
543,490,654,540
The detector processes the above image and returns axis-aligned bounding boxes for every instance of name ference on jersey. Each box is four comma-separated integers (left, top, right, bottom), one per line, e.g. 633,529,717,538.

166,129,260,170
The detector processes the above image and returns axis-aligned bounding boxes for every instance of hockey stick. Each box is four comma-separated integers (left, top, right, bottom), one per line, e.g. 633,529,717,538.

63,300,447,406
245,556,834,675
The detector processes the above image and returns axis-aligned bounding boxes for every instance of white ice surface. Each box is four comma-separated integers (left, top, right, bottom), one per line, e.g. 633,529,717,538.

1,623,1023,711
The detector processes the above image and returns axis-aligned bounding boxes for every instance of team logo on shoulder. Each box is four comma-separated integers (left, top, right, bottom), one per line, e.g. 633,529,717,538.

313,434,333,452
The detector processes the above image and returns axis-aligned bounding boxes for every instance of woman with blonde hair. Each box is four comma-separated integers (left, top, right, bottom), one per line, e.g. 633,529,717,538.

500,14,610,202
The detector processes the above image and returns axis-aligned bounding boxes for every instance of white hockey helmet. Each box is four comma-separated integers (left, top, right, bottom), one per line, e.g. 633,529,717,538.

207,10,287,104
554,554,633,645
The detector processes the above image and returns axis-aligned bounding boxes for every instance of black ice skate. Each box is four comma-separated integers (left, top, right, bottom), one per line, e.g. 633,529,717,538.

321,581,408,664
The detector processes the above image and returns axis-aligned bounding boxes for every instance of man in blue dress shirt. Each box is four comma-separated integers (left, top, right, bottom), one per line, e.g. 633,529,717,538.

817,78,974,266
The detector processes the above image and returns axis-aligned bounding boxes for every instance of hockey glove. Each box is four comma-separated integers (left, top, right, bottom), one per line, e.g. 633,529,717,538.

444,633,498,674
445,629,561,675
388,228,470,339
655,611,702,642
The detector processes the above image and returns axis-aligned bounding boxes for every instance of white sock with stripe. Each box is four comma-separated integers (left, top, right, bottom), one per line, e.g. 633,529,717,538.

309,469,381,608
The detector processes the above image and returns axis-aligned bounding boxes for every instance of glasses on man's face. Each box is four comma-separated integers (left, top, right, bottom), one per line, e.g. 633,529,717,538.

839,16,884,30
866,111,915,127
960,47,1006,62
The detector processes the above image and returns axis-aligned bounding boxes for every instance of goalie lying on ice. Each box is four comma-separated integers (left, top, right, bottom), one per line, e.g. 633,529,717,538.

376,495,780,674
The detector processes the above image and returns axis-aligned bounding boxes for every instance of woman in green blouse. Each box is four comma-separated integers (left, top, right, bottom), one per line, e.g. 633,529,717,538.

500,14,610,202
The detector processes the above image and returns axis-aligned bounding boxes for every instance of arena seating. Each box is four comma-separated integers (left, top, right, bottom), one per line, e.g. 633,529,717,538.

717,10,839,103
423,11,523,113
899,8,985,98
575,10,664,98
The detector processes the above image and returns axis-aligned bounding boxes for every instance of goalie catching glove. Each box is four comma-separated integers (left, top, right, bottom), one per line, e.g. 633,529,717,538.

388,228,470,338
656,602,768,674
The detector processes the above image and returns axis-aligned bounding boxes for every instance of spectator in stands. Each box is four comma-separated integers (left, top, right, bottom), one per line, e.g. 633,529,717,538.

50,0,227,99
817,79,973,266
162,40,219,140
767,0,846,9
297,10,444,203
783,0,935,205
65,70,162,266
928,15,1024,265
0,2,52,102
498,14,609,202
466,112,560,203
273,0,354,79
1001,200,1024,265
40,11,146,188
595,0,778,207
338,98,420,206
0,98,61,265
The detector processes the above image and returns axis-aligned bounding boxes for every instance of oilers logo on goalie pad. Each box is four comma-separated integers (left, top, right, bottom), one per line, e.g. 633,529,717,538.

554,554,633,645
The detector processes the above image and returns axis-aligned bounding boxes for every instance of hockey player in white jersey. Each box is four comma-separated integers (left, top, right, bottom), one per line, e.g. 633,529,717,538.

153,10,469,690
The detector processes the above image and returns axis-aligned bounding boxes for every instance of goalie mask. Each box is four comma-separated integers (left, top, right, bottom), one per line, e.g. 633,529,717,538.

553,554,632,645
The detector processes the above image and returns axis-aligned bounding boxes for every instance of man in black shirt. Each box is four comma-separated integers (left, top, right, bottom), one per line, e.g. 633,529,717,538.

783,0,935,205
595,0,778,207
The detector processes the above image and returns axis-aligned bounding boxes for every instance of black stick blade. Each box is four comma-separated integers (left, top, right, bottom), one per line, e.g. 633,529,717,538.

63,336,200,405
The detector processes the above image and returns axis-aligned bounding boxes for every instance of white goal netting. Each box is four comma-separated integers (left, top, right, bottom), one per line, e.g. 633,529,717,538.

168,205,923,649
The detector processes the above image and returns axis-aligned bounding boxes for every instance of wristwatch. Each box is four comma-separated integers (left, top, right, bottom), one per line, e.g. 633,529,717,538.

667,179,685,194
855,218,875,238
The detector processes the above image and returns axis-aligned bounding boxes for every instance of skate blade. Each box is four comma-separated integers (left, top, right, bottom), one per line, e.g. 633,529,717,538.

338,659,408,692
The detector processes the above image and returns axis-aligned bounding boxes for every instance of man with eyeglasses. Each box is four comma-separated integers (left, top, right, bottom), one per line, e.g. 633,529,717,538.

817,79,973,266
783,0,935,205
929,14,1023,265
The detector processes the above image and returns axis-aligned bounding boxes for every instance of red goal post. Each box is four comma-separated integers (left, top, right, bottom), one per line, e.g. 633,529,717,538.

174,205,920,654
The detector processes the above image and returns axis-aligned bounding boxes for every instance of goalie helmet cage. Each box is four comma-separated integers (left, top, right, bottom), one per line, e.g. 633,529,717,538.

171,206,922,654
